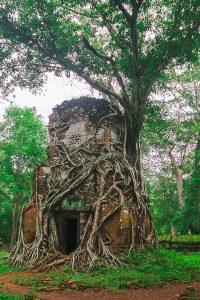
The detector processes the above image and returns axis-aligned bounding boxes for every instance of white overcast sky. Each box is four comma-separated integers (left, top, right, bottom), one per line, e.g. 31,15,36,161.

0,74,98,123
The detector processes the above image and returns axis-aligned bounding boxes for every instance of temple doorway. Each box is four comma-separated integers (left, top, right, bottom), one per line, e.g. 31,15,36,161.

54,211,80,254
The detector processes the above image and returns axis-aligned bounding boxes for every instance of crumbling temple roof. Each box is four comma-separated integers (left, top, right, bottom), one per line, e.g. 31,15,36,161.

54,96,123,125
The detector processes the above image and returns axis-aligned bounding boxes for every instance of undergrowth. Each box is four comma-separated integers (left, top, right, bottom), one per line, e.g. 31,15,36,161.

0,250,24,275
158,235,200,243
0,292,35,300
11,249,200,292
0,293,22,300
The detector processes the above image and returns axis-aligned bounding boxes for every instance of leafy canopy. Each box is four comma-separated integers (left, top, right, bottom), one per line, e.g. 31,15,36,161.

1,0,199,112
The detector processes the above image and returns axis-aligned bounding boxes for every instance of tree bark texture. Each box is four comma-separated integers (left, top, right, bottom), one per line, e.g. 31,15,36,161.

168,149,185,208
11,199,19,245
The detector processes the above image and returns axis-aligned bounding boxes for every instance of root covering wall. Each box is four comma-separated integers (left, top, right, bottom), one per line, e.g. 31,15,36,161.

12,97,156,268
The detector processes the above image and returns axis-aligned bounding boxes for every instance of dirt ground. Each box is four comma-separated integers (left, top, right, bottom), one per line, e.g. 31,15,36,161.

0,272,199,300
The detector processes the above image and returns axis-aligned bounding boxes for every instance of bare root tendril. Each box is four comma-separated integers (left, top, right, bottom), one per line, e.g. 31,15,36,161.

10,132,156,270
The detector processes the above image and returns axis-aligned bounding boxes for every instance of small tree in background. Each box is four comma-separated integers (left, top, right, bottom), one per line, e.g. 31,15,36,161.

142,64,200,234
0,106,47,244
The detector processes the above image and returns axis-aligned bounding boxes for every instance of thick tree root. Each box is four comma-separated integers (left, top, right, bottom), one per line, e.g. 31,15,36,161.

10,133,156,269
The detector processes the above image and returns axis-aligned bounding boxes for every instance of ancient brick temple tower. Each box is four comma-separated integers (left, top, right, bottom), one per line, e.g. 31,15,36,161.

20,96,154,262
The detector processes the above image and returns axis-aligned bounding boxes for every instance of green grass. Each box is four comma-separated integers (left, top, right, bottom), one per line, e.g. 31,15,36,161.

0,292,36,300
12,249,200,292
158,234,200,244
0,293,23,300
0,250,27,300
0,250,24,275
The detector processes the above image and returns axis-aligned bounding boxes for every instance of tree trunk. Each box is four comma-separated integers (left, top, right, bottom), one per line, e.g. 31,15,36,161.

187,132,200,233
124,109,141,161
168,149,185,207
124,109,146,193
11,199,19,244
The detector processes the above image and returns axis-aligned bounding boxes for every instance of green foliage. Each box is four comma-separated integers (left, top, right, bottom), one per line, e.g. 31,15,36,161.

0,0,199,106
0,250,10,259
0,106,47,243
0,292,36,300
183,136,200,233
158,235,200,244
0,259,22,275
0,293,24,300
143,63,200,235
0,251,26,299
147,176,179,235
12,250,200,291
0,198,12,244
0,250,24,274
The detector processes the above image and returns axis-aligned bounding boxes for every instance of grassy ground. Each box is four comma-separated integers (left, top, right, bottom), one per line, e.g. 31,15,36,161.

158,234,200,243
5,249,199,293
0,250,30,299
0,293,24,300
0,250,25,275
0,293,36,300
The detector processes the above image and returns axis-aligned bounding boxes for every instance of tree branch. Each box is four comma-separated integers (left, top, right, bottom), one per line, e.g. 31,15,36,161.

113,0,133,26
83,37,130,105
67,63,128,109
0,16,129,110
82,37,114,63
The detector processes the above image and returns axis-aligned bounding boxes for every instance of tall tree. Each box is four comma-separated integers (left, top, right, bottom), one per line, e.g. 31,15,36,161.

0,106,47,243
183,130,200,233
142,64,200,233
143,95,198,208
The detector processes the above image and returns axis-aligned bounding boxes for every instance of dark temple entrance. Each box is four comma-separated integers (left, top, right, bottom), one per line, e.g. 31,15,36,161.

64,218,77,254
54,211,80,254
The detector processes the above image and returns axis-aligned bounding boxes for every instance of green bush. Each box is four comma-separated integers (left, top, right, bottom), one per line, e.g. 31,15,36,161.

0,293,23,300
158,235,200,244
